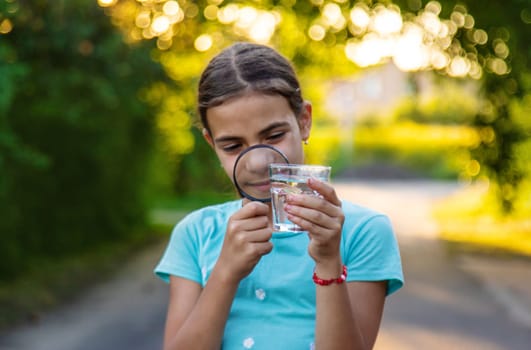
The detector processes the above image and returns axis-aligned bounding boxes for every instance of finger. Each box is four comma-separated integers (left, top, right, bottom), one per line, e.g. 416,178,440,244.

252,241,273,256
245,227,273,243
227,217,270,241
285,204,339,232
307,178,342,206
234,234,273,260
286,211,330,235
228,203,270,233
286,193,342,218
231,201,270,220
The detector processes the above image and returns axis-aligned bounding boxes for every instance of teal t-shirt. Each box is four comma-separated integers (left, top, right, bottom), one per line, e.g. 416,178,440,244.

155,199,403,349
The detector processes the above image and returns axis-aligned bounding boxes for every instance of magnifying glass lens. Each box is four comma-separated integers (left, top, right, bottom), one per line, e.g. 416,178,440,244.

233,145,289,202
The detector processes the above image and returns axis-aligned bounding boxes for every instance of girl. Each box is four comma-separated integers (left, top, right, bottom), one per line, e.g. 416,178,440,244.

155,42,403,350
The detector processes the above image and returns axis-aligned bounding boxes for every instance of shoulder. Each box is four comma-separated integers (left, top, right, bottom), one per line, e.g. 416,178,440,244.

154,199,242,284
340,200,403,294
339,199,399,263
168,199,242,244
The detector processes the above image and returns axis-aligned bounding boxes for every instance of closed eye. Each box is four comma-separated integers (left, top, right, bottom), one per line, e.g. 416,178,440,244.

266,131,285,142
221,143,242,153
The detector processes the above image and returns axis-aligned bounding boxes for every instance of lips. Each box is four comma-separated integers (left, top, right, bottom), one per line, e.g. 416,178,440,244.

247,180,271,193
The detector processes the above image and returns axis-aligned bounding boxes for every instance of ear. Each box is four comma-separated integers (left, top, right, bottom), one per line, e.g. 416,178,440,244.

298,101,312,142
202,128,214,148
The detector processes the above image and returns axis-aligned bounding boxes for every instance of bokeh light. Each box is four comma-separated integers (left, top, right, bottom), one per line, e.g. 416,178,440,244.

194,34,213,52
350,4,370,30
217,4,239,24
322,3,345,30
135,11,150,28
0,18,13,34
98,0,117,7
302,0,508,79
151,15,170,35
522,8,531,24
371,5,402,36
204,5,218,20
98,0,511,76
163,1,180,16
308,24,326,41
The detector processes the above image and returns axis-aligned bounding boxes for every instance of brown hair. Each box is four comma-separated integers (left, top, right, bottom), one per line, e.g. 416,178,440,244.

198,42,303,134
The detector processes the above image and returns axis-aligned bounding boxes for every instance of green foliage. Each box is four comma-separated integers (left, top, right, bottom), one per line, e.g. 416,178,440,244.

454,0,531,212
0,0,167,280
472,72,529,212
173,128,233,195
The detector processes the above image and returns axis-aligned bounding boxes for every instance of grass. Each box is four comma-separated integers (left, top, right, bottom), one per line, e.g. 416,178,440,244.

433,181,531,257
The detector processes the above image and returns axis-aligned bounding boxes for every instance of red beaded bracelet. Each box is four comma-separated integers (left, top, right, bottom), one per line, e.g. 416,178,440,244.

312,265,347,286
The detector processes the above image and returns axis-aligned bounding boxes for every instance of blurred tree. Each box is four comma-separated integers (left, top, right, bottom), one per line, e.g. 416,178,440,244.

460,0,531,212
0,0,167,280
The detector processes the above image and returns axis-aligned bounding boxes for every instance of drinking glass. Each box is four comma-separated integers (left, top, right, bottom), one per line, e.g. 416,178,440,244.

269,163,331,232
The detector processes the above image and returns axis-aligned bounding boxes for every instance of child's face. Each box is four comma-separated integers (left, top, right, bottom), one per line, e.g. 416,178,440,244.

204,91,312,198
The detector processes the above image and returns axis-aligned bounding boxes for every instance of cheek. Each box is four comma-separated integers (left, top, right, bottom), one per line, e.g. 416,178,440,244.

278,144,304,165
217,154,237,182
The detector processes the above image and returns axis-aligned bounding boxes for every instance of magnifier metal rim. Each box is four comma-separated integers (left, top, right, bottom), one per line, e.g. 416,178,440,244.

232,144,289,203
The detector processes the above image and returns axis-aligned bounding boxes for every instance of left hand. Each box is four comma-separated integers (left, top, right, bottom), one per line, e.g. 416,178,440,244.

284,178,345,265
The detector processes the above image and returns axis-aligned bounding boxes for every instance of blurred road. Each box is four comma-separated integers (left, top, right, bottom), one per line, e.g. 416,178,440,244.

0,239,168,350
334,181,531,350
1,180,530,350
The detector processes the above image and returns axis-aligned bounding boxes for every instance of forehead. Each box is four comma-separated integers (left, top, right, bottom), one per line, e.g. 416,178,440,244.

206,92,296,138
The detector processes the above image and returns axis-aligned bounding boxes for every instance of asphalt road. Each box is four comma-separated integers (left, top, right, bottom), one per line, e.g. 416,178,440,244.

1,180,530,350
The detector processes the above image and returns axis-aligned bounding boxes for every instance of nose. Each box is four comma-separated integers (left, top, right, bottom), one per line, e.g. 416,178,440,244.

244,147,273,175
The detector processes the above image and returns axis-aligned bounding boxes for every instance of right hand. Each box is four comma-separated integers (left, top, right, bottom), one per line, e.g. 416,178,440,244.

215,201,273,284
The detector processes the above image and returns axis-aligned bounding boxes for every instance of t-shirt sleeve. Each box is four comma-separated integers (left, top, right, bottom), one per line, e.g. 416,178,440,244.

154,212,203,284
342,211,404,296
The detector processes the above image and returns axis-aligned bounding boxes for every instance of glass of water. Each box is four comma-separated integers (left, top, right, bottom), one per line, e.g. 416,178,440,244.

269,163,331,232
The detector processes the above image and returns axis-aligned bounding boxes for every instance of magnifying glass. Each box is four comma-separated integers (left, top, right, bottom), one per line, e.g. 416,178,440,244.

232,144,289,202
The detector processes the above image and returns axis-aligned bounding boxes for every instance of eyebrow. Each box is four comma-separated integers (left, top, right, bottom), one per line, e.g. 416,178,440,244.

213,121,291,144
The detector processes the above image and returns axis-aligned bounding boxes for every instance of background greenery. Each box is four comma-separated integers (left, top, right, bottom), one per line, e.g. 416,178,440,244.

0,0,168,281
